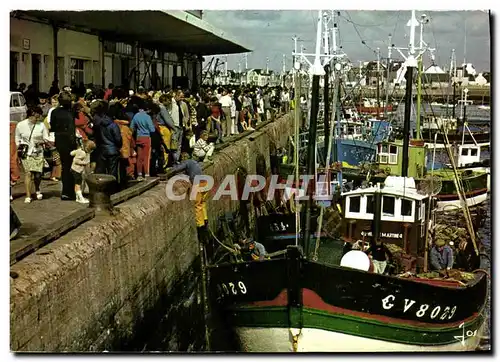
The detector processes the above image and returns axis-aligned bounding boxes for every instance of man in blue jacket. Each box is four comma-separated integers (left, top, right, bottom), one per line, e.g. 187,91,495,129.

430,239,454,272
130,99,156,180
92,100,122,181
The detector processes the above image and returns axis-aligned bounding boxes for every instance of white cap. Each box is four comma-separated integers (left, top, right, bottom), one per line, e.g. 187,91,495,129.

129,90,134,96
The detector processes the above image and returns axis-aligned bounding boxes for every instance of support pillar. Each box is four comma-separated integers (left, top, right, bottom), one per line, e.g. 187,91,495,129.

52,22,58,84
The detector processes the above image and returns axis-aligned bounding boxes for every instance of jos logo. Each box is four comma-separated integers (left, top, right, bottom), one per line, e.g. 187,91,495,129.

453,322,478,346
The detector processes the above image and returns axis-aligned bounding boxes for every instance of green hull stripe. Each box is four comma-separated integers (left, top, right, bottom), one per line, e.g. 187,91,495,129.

227,307,485,346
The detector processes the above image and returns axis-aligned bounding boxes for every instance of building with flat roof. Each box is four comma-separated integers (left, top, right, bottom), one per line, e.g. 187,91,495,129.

10,10,251,93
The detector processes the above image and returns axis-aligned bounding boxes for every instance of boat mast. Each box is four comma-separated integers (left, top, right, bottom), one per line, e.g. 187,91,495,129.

451,49,457,118
393,10,427,176
376,47,381,112
323,12,331,152
295,10,341,257
445,49,455,117
416,13,429,140
384,34,392,120
293,36,301,247
302,11,325,256
402,11,418,177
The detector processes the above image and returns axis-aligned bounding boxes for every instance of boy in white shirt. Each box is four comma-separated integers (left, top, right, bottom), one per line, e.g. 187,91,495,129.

193,131,215,162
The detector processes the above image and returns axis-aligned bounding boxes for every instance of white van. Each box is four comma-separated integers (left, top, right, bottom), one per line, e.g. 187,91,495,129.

10,92,27,122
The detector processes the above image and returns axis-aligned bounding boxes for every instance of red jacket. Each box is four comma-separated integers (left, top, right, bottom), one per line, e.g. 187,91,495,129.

75,112,93,140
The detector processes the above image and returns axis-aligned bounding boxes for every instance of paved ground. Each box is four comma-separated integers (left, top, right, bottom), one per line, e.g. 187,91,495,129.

10,179,88,237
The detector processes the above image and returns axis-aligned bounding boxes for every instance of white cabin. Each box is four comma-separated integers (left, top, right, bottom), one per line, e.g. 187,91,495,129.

457,145,481,167
342,177,428,224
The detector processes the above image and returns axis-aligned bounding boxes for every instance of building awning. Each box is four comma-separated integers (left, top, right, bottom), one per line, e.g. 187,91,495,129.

19,10,251,56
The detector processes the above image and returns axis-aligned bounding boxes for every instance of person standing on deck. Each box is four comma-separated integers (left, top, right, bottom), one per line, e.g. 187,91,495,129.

366,239,392,274
430,239,454,272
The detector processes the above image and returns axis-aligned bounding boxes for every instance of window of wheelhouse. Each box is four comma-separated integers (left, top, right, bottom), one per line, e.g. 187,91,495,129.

401,198,413,216
366,195,374,214
382,196,395,216
461,148,468,156
349,196,361,213
471,148,478,156
378,144,398,164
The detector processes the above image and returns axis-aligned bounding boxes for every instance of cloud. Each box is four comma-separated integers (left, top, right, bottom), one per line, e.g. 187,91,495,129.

203,10,490,72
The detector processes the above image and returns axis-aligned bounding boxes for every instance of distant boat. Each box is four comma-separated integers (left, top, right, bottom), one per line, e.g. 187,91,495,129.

477,105,490,111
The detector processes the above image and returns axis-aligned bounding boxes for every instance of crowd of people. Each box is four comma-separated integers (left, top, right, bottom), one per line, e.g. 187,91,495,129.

11,80,296,205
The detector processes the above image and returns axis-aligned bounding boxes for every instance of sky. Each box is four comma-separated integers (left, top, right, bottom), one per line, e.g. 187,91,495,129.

203,10,491,73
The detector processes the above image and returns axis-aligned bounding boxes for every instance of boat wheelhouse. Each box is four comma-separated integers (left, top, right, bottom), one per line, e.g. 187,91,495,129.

341,176,430,269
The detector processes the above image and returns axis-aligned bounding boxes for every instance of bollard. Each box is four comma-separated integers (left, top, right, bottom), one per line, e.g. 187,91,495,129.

86,173,117,214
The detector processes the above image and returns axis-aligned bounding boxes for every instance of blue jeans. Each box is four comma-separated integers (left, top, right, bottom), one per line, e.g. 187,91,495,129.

214,121,223,143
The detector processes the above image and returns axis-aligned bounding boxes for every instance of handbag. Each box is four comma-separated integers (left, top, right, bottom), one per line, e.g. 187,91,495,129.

17,122,36,160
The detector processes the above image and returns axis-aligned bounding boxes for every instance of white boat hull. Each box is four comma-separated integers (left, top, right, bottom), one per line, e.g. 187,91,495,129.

437,192,488,212
236,323,486,352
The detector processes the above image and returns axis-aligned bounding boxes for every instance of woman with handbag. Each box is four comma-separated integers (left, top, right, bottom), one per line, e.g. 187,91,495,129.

15,105,50,203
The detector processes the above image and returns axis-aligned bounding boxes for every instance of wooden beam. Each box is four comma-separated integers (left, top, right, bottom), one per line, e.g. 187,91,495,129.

110,178,160,206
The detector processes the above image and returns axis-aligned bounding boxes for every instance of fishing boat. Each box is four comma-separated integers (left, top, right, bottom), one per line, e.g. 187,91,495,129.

207,10,488,352
339,138,489,212
357,98,394,114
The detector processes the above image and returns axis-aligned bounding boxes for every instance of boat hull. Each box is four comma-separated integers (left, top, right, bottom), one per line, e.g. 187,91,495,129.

436,190,489,211
421,130,490,145
209,250,488,352
357,105,393,114
236,321,486,352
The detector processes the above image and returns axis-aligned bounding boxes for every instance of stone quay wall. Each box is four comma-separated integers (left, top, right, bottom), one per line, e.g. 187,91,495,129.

10,112,294,352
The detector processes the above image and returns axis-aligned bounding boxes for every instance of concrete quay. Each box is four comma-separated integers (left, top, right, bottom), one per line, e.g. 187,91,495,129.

10,112,294,352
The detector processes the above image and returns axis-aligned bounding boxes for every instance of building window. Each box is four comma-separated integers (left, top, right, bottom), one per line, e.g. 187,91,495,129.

366,195,374,214
401,198,413,216
382,196,395,216
70,59,85,85
378,144,398,164
348,196,361,213
116,42,133,56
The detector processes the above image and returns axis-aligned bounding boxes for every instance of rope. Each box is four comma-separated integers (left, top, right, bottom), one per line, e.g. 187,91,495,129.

421,84,479,254
208,228,239,254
